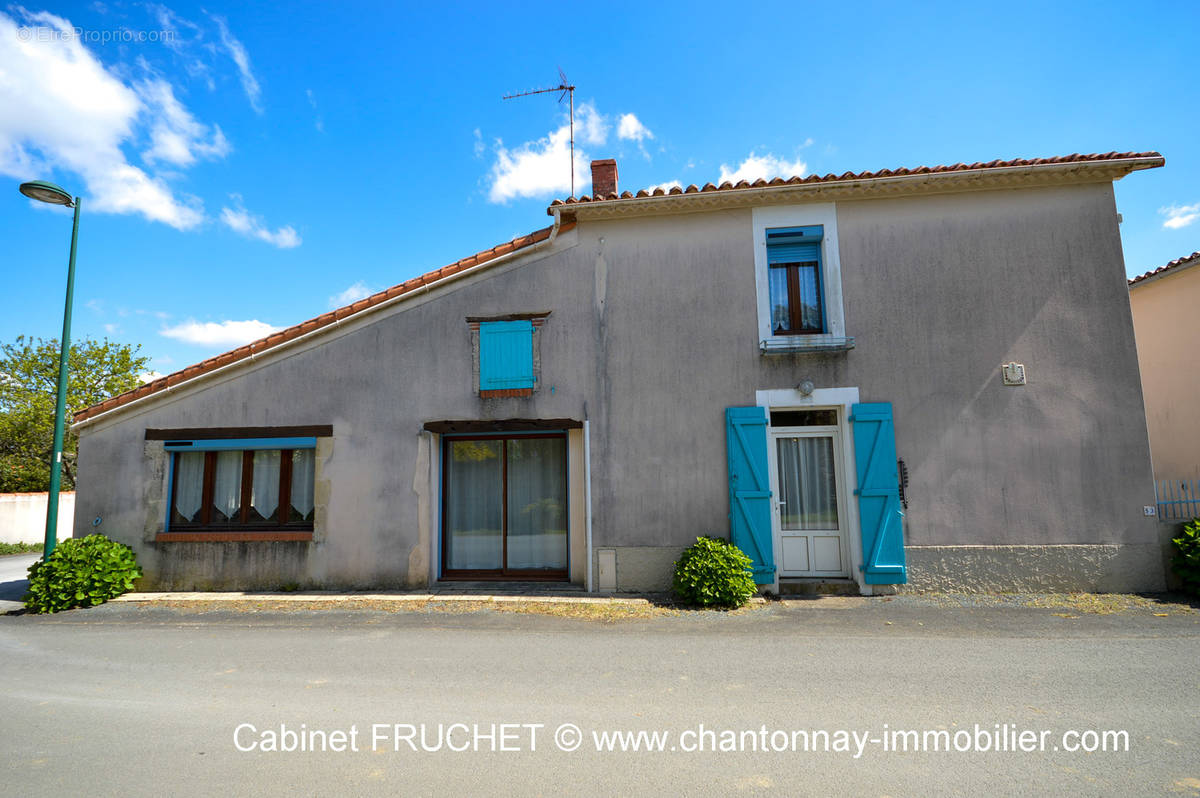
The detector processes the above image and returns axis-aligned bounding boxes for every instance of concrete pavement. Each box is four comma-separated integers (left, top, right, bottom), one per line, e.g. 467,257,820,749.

2,597,1198,796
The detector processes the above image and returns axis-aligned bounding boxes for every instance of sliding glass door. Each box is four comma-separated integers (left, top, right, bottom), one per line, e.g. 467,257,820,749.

442,434,567,579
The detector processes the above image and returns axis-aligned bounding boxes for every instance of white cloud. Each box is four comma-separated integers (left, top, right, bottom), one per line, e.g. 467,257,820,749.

617,113,653,142
718,152,808,185
160,319,281,347
138,78,229,166
212,15,261,113
306,88,323,132
146,3,199,54
103,323,120,334
0,9,206,229
220,195,301,248
473,128,484,158
139,370,164,383
487,103,608,202
647,180,682,193
577,103,607,146
329,281,373,308
1160,203,1200,230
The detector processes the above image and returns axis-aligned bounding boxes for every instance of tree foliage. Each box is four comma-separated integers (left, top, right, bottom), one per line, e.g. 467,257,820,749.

0,336,149,492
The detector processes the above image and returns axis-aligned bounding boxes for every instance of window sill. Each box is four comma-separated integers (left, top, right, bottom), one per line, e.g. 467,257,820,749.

157,531,313,542
760,335,855,355
480,388,533,398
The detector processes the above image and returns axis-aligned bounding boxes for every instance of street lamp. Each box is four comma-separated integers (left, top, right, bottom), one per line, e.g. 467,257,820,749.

18,180,80,561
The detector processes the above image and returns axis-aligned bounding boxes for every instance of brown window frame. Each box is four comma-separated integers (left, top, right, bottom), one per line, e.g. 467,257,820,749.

163,448,314,539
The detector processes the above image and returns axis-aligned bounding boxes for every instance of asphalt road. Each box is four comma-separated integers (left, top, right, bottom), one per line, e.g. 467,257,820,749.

0,553,37,609
2,599,1198,797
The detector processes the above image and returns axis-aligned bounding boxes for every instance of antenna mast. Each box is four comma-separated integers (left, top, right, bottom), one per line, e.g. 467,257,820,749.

502,69,577,198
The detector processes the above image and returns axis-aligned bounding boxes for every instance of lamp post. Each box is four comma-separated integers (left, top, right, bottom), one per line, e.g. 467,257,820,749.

18,180,80,561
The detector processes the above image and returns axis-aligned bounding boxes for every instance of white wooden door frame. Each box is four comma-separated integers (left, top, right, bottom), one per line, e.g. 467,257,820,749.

755,387,874,596
767,425,849,578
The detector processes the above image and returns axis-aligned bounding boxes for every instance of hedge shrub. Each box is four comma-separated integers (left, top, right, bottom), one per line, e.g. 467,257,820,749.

24,534,142,614
672,536,757,608
1171,518,1200,597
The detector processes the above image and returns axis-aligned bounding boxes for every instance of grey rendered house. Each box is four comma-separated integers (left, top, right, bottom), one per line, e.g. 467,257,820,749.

72,151,1167,594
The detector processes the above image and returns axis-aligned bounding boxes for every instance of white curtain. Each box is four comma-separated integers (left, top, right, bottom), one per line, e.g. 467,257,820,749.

290,449,316,522
444,440,503,569
173,452,205,523
796,265,822,330
777,436,839,530
251,450,281,522
769,266,790,332
505,438,567,570
212,450,242,522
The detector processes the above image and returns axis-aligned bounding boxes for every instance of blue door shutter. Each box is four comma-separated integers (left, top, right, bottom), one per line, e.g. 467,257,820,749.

850,402,907,584
479,320,535,390
725,406,776,584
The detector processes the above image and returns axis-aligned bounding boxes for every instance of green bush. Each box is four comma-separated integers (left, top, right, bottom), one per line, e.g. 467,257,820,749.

0,541,43,555
672,536,757,608
1171,518,1200,596
23,534,142,614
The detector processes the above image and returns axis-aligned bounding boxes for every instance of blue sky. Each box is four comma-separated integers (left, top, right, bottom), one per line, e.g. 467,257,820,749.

1,1,1197,379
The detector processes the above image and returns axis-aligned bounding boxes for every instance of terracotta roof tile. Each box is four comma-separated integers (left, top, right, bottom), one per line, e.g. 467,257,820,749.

1129,251,1200,286
74,222,574,423
548,152,1163,209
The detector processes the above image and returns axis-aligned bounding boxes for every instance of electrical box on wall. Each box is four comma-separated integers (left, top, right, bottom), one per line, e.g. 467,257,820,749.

1001,362,1026,386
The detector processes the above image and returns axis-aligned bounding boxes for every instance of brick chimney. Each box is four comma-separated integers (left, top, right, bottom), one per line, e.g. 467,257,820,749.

591,159,618,199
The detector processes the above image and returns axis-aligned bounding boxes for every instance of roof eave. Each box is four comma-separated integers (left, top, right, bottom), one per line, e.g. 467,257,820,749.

72,219,572,431
1129,253,1200,288
549,156,1165,221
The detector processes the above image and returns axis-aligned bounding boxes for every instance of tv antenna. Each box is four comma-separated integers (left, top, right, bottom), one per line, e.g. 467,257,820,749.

503,68,577,198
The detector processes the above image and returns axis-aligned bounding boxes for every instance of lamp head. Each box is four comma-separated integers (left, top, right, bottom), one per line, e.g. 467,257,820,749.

19,180,73,207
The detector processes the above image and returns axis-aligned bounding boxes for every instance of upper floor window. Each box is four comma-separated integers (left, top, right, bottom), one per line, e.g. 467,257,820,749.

753,203,853,354
468,314,549,397
165,437,316,531
767,225,825,335
480,320,535,392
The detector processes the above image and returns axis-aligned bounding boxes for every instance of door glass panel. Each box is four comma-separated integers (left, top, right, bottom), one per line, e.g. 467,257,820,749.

444,440,503,569
770,409,837,427
505,437,567,570
776,436,839,530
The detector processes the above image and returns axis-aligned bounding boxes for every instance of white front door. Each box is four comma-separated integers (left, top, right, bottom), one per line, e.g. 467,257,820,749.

769,421,848,577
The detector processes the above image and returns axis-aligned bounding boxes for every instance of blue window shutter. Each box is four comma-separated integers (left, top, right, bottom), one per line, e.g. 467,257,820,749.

850,402,907,584
766,225,823,264
725,406,776,584
479,320,534,390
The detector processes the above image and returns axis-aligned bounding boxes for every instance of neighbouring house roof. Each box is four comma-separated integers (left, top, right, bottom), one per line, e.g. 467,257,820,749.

1129,251,1200,287
74,222,573,425
549,151,1164,219
75,150,1163,426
